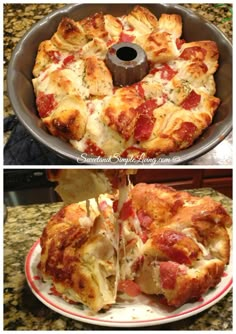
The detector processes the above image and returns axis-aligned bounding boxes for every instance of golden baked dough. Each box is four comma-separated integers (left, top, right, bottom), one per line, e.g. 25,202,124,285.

103,86,144,140
32,40,69,77
179,40,219,74
80,37,108,60
39,197,118,312
158,13,182,38
47,169,137,203
104,14,123,41
80,12,108,40
136,257,225,307
32,6,221,159
127,5,159,34
39,181,231,312
118,183,231,306
47,169,113,203
136,31,179,63
84,56,113,96
43,95,88,141
51,17,87,51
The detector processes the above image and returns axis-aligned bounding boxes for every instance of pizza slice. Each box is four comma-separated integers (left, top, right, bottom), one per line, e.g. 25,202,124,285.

116,183,231,305
47,169,114,203
42,169,137,311
39,196,118,312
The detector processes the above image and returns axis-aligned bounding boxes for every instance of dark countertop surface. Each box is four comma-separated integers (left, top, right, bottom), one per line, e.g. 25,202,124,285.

4,3,232,165
4,188,232,330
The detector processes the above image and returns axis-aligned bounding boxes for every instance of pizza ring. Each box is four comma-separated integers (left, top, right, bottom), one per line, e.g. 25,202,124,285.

32,6,221,159
39,181,231,312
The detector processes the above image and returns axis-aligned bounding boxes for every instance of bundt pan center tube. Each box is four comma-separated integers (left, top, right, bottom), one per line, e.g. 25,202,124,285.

105,42,149,86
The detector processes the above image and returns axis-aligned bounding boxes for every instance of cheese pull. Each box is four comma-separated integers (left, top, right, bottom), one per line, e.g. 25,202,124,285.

47,169,137,203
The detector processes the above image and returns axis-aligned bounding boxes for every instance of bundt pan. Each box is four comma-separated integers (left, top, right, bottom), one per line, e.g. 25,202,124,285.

7,4,232,165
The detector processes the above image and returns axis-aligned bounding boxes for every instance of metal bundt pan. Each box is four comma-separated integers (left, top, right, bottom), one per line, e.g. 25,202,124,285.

7,4,232,165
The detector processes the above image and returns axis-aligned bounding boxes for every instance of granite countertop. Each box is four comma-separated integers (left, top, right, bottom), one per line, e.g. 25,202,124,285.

3,4,232,165
4,188,232,330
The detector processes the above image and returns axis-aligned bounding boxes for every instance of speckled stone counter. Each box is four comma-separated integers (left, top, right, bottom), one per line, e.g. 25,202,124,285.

3,4,232,165
4,188,232,330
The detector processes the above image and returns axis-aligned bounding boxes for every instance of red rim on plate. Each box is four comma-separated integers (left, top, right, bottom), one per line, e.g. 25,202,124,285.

25,239,232,328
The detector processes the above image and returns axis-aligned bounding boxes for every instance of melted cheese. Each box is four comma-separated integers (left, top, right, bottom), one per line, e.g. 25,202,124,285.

183,227,209,257
78,215,93,228
71,98,126,156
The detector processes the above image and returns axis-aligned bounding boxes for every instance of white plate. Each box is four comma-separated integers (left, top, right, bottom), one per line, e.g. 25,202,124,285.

25,239,232,328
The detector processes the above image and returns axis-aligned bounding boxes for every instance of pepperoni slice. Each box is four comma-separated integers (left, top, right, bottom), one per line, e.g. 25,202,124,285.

159,261,179,290
176,38,186,49
119,32,135,43
121,146,146,159
153,230,193,264
134,114,155,141
119,200,134,220
63,55,75,66
36,92,57,118
113,199,119,213
137,210,153,228
181,90,201,110
49,285,61,296
131,256,144,272
160,64,177,80
132,82,145,98
134,99,158,141
135,99,158,116
47,50,61,63
150,64,177,80
139,231,148,243
149,66,159,75
84,139,105,157
179,46,207,61
171,199,184,215
118,280,141,297
107,39,115,47
174,122,197,144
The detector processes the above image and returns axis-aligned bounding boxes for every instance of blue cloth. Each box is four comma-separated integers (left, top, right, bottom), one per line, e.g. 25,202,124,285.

4,115,77,165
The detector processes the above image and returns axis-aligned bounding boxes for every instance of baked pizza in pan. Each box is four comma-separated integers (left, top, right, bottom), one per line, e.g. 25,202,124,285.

32,6,220,159
39,171,231,312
